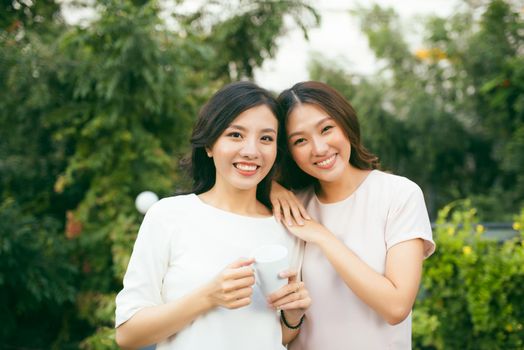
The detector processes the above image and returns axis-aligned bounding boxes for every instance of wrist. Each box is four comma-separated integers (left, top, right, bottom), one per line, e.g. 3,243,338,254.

198,282,217,312
281,309,304,325
281,310,305,330
312,227,333,247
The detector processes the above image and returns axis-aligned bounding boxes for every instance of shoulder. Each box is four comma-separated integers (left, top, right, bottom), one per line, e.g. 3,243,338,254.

366,171,427,214
372,170,423,196
146,193,198,218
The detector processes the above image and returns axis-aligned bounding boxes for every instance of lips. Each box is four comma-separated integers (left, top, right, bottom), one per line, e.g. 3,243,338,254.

314,154,337,169
234,162,260,175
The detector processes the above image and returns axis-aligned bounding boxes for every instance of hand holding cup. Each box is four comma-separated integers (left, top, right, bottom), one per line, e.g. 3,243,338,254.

206,257,255,309
267,270,311,325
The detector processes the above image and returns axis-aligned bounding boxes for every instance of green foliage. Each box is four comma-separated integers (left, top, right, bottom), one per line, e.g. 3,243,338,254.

0,199,77,347
205,0,319,79
311,0,524,220
0,0,318,348
413,203,524,349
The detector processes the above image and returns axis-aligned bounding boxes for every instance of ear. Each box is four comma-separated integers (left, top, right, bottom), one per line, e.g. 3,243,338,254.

205,146,213,158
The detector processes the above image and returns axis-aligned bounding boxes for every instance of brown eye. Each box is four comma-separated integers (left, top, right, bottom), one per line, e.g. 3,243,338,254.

321,125,334,133
293,138,306,146
227,132,242,138
261,135,274,142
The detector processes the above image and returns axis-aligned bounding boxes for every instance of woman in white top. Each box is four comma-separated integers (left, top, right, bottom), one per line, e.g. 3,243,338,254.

269,81,435,350
115,82,311,350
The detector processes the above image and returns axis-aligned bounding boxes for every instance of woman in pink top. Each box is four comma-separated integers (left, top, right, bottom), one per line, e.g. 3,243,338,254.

268,81,435,349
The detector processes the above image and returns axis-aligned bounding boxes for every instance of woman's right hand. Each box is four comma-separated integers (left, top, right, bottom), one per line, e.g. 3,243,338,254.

270,181,310,226
206,258,256,309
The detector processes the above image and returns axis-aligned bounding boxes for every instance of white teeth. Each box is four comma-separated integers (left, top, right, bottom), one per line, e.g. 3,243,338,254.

317,155,336,167
235,163,257,171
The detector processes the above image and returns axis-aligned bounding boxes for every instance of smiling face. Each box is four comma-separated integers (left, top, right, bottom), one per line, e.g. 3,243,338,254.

286,103,351,184
207,104,278,193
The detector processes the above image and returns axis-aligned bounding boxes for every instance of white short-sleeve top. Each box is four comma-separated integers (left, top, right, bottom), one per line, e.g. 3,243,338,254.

115,194,302,350
289,170,435,350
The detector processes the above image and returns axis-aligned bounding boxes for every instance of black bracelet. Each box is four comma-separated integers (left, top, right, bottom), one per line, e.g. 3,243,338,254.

280,310,305,330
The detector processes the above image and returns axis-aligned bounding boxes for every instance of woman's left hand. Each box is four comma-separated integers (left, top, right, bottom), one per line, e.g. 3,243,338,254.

267,270,311,325
283,218,331,244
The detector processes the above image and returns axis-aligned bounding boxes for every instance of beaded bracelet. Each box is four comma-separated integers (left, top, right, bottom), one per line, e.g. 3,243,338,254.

280,310,305,330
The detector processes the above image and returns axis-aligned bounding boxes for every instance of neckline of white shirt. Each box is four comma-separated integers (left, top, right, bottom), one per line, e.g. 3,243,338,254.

313,169,379,206
191,193,276,221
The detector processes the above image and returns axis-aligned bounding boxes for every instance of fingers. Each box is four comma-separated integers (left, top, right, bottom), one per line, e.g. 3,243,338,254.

223,266,254,281
272,199,282,223
223,285,254,309
278,270,297,281
270,182,311,224
298,202,311,220
273,290,303,309
267,281,302,303
278,197,310,226
278,296,311,310
228,257,255,269
273,283,311,310
280,200,294,226
221,275,255,292
228,296,251,309
225,286,253,302
290,204,305,226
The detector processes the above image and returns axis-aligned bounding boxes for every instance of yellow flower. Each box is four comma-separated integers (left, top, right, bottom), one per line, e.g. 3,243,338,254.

415,48,447,61
475,224,485,234
462,246,472,255
505,324,513,332
415,49,429,60
446,226,455,236
513,222,522,231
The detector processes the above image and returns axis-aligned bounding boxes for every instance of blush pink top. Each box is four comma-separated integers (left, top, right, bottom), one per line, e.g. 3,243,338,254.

289,170,435,350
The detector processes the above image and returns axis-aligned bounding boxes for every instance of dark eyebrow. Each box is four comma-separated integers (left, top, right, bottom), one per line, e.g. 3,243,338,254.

287,117,332,140
228,125,277,134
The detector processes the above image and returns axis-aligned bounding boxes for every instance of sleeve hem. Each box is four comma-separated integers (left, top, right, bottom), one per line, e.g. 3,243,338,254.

386,234,436,259
115,302,157,328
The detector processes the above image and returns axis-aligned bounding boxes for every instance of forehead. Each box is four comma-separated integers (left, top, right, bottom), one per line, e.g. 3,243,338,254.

287,103,332,130
229,104,278,129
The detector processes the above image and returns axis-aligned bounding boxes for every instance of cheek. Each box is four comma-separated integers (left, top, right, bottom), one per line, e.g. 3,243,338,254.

266,144,278,164
289,146,309,166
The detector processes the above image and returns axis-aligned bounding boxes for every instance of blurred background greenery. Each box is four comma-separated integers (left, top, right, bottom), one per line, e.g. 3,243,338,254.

0,0,523,349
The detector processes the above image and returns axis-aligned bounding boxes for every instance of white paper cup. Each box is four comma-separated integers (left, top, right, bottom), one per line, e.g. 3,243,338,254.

251,244,289,296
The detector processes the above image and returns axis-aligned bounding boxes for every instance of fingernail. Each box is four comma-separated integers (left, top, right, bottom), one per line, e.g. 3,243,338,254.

298,220,304,226
287,221,293,226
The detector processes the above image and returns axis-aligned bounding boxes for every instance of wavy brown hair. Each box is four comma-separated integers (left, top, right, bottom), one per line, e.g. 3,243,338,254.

277,81,379,190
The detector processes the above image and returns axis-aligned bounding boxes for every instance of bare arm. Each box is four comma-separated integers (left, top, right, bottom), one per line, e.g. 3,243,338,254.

116,258,255,349
116,285,213,349
284,220,424,325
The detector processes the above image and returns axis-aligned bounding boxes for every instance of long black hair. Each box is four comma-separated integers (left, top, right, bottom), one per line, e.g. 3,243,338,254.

189,81,280,208
277,81,380,190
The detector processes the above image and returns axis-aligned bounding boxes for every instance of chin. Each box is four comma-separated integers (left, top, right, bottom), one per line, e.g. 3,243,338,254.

231,178,264,191
309,169,344,183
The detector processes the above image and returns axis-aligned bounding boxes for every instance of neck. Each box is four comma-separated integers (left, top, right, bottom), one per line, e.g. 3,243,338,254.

316,165,372,203
199,180,268,217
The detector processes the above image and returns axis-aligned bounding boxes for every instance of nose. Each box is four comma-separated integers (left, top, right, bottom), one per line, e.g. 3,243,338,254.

311,136,328,156
239,137,260,159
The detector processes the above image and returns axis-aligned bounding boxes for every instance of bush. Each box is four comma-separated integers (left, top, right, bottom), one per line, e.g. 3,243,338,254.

413,201,524,349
